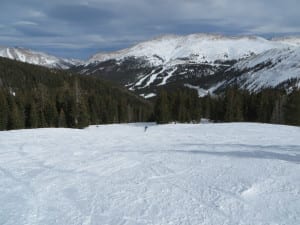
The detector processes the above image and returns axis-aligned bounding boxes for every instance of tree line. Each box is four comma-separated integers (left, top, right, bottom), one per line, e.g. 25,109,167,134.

154,87,300,126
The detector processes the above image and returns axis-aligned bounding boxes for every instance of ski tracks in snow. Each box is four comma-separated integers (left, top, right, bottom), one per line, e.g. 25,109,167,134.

0,124,299,225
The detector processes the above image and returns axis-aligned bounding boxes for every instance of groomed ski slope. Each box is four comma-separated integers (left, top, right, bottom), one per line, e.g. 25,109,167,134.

0,123,299,225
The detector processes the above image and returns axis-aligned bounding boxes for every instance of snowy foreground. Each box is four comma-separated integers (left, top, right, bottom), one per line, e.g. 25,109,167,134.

0,123,299,225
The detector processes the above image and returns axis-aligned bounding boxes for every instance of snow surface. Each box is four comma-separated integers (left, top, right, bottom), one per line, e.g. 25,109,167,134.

0,123,299,225
88,34,289,66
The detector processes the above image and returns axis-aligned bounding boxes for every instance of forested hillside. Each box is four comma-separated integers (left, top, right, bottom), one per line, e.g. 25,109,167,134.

0,57,152,130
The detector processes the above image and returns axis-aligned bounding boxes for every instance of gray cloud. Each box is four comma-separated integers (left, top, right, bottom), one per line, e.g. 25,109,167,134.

14,23,60,37
0,0,299,59
47,4,116,25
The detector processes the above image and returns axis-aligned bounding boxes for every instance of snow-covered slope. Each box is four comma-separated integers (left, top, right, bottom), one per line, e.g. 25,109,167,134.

228,47,300,92
88,34,288,66
0,47,82,69
0,123,299,225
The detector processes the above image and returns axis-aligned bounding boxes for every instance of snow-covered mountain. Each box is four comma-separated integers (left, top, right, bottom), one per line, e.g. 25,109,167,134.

76,34,300,97
87,34,287,66
0,46,82,69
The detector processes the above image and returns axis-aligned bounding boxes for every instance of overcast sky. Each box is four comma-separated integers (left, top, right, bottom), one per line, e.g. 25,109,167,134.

1,0,299,59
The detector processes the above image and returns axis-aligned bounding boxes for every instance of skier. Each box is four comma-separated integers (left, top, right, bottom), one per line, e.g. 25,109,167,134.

144,125,148,132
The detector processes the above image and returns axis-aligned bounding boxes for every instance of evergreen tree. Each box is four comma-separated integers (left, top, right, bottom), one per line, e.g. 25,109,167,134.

26,101,38,128
77,102,90,128
0,91,8,130
154,90,170,123
285,90,300,125
224,88,244,122
58,108,67,127
44,101,58,127
7,96,23,130
271,95,286,124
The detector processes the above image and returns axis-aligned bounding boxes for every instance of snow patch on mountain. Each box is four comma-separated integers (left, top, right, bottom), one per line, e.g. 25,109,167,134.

185,82,225,97
140,93,156,99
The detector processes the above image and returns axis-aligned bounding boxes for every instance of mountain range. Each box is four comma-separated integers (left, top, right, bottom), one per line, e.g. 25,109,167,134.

1,34,300,98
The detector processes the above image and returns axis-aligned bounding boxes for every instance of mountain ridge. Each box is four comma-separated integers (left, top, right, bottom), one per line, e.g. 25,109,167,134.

0,46,82,69
86,34,290,67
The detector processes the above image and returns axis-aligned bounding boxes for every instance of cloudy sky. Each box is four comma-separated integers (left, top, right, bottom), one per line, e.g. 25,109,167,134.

1,0,299,59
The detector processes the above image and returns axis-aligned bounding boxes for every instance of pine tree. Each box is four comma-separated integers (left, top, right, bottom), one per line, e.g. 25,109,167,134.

0,91,8,130
7,96,23,130
154,90,170,123
118,97,127,122
178,91,187,122
44,100,58,127
271,95,286,124
203,94,211,119
190,90,201,122
224,88,244,122
26,101,38,128
58,108,67,127
77,102,90,128
285,90,300,126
